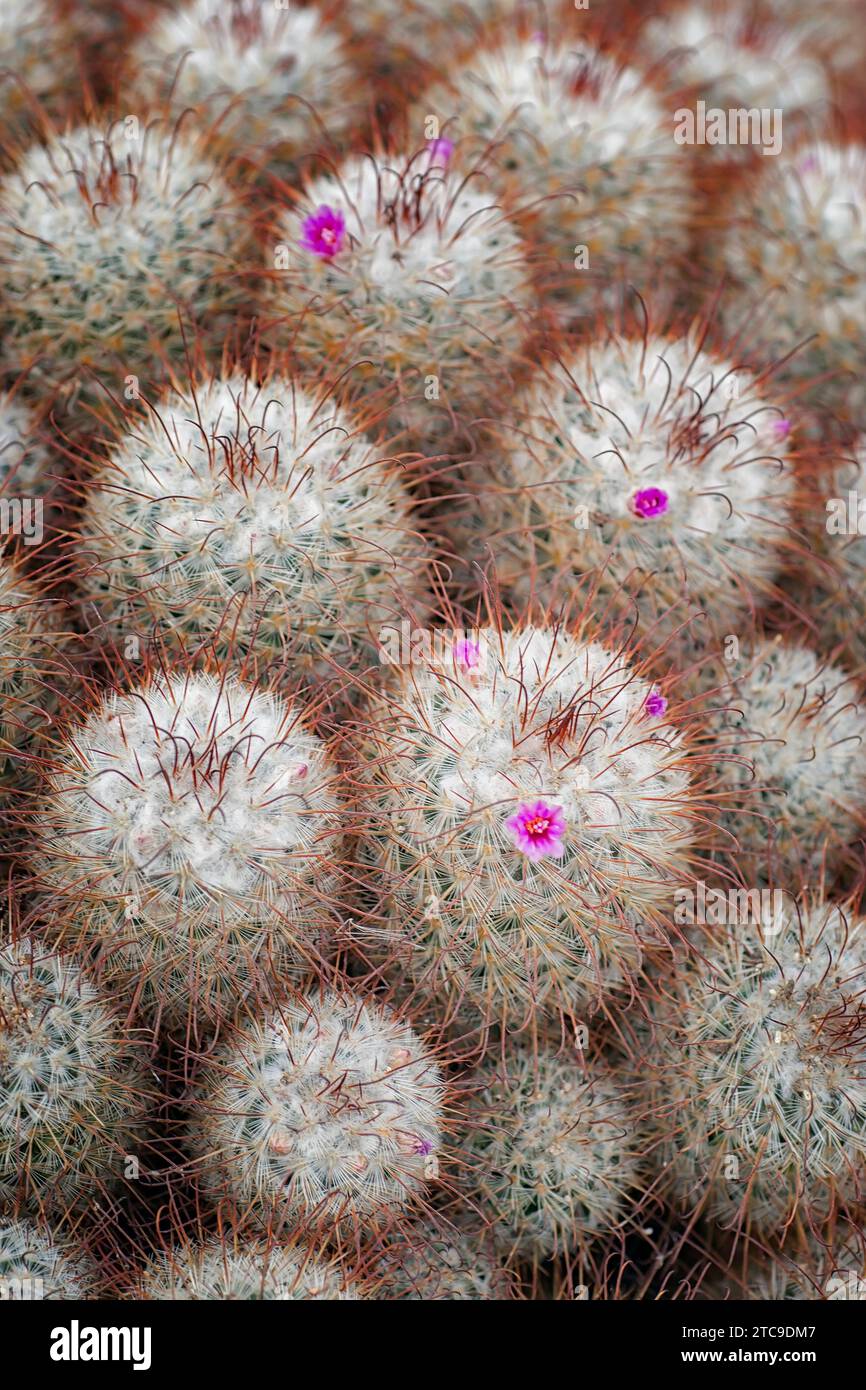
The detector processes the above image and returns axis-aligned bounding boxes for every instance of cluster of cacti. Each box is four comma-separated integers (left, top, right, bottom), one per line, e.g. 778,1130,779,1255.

1,0,865,1313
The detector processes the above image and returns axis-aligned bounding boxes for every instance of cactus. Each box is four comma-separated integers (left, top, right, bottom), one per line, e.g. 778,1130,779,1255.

647,896,866,1234
0,1215,98,1299
132,0,360,178
270,147,533,440
375,1219,511,1299
461,1041,643,1259
76,371,428,685
448,328,796,660
138,1233,361,1300
0,552,74,798
0,938,151,1213
706,1222,866,1300
719,139,866,426
416,31,693,294
0,392,53,497
0,121,245,415
353,624,701,1028
710,639,866,874
32,669,345,1030
187,989,443,1232
640,0,829,152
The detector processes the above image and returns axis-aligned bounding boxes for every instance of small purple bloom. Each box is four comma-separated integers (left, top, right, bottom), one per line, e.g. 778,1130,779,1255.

505,800,566,862
453,637,482,671
427,137,454,166
772,418,791,439
413,1137,434,1156
299,204,345,259
644,690,668,718
632,486,669,519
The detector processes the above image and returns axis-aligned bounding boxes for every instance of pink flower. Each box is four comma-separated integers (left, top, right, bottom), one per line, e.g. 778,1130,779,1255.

299,205,345,259
772,418,791,439
505,800,566,861
644,690,668,718
426,137,454,166
632,486,669,519
452,637,482,671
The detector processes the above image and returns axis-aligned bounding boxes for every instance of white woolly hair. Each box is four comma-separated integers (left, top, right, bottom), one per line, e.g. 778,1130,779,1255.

78,372,425,674
189,990,443,1227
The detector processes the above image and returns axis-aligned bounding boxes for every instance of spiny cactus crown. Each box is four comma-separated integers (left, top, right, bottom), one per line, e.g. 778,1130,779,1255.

463,1042,642,1258
0,1217,96,1299
0,939,149,1211
376,1221,508,1299
357,624,698,1024
189,991,443,1228
35,670,343,1025
455,333,794,637
0,122,240,396
134,0,356,157
721,140,866,413
712,639,866,869
139,1235,360,1300
276,148,531,392
650,898,866,1233
79,373,424,677
419,35,692,265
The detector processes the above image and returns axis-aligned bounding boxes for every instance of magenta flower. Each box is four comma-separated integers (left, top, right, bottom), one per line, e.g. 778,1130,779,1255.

452,637,482,671
644,690,668,718
632,486,669,519
772,418,791,440
426,137,454,166
299,205,345,259
505,800,566,861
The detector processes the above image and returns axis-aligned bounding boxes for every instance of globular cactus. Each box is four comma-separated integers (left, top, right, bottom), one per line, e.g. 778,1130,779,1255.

353,624,701,1029
719,139,866,426
640,0,830,154
132,0,361,178
187,990,443,1232
32,669,345,1030
710,639,866,874
0,0,82,149
0,1215,98,1299
646,896,866,1234
270,147,533,441
344,0,514,92
461,1042,643,1259
77,371,428,686
0,121,246,414
416,31,693,295
448,328,796,661
375,1220,511,1300
0,938,152,1213
138,1233,361,1300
